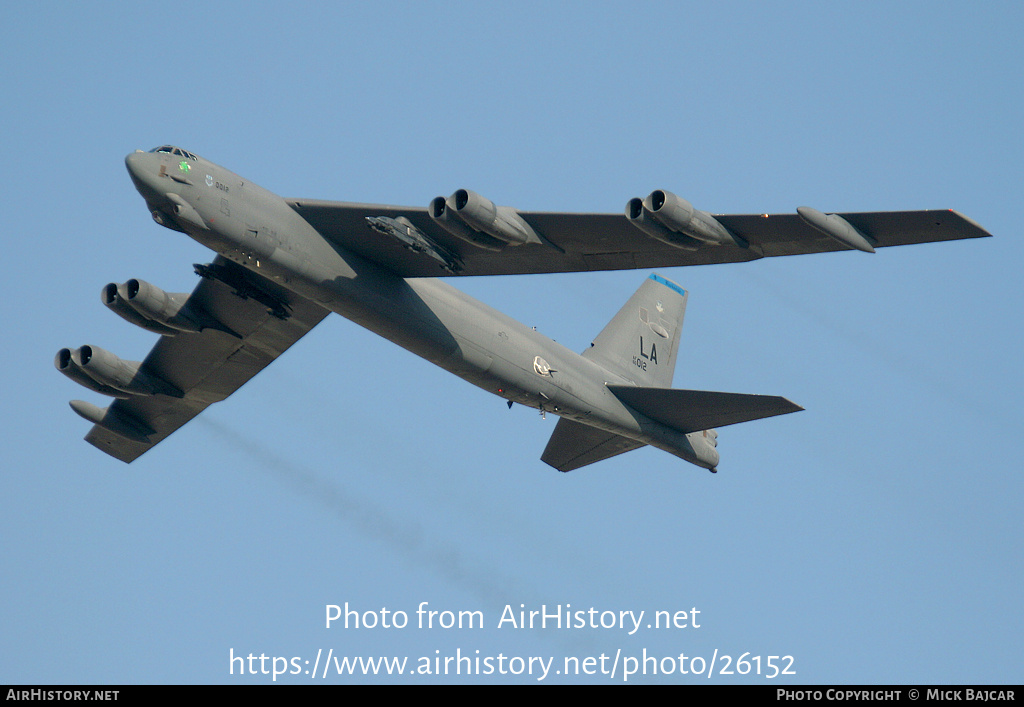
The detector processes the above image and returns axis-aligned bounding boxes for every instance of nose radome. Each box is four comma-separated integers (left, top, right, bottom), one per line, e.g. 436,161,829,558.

125,151,163,201
124,151,144,178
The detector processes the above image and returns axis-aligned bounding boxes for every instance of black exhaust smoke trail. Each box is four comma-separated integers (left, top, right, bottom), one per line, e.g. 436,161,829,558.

737,267,992,424
195,416,615,657
196,414,519,609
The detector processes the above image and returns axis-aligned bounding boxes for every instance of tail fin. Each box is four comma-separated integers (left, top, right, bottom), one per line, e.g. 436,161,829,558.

582,273,687,388
540,273,802,473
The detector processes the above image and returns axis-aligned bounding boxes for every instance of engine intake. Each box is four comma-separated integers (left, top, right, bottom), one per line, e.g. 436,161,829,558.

55,348,131,398
104,279,234,336
103,282,179,335
122,279,203,333
626,197,700,250
56,345,181,398
429,189,542,250
626,190,747,249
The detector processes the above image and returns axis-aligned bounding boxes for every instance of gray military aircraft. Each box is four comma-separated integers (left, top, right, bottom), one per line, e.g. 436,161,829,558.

55,146,991,472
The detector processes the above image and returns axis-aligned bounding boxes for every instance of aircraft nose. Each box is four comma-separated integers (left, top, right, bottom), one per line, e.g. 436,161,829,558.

124,151,145,179
125,150,161,200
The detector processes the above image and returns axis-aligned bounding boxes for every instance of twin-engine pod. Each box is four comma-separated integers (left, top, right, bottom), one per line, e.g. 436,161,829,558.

54,345,181,398
429,189,543,251
103,279,235,336
103,280,187,335
626,190,747,249
55,347,132,398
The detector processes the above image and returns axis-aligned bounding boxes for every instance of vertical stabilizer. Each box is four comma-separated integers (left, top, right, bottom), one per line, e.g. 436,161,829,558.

582,273,687,388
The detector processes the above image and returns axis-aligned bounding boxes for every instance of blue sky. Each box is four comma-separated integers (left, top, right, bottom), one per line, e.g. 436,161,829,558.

3,1,1021,684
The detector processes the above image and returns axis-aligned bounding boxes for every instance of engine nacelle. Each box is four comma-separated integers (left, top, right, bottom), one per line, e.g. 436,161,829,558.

429,190,542,250
450,189,542,247
429,196,502,251
104,279,237,336
55,348,132,398
625,197,700,250
122,279,203,333
61,345,181,397
102,282,179,335
627,190,747,248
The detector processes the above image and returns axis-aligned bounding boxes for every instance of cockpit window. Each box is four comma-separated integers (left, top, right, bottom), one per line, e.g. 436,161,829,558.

148,145,197,160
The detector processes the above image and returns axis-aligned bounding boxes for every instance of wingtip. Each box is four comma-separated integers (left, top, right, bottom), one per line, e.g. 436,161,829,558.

947,209,994,238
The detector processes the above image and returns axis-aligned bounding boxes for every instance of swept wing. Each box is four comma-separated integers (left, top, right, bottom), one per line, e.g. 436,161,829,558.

75,257,328,462
288,199,990,277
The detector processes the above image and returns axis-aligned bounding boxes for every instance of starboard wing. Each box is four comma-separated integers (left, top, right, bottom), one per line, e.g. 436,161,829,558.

78,257,329,463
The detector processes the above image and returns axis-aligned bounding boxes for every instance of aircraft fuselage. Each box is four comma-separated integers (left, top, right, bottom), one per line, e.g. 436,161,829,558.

123,149,719,469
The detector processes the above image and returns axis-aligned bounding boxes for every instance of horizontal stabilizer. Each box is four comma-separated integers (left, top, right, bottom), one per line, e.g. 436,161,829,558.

541,417,645,472
607,385,803,433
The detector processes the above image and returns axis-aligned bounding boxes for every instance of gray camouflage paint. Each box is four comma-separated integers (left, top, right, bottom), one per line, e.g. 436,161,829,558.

57,146,989,470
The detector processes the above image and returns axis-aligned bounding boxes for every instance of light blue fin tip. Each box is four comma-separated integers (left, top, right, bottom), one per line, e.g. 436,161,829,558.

648,273,686,297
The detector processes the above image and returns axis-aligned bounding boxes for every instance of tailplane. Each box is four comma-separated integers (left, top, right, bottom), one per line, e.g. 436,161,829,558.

541,388,801,472
541,418,644,472
541,274,802,473
606,386,803,433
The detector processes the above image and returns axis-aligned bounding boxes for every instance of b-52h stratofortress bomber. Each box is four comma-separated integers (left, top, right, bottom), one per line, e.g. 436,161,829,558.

55,146,991,472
